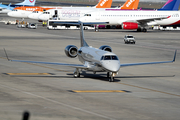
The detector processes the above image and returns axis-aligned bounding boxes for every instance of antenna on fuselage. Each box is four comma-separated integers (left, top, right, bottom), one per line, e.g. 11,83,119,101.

80,22,89,47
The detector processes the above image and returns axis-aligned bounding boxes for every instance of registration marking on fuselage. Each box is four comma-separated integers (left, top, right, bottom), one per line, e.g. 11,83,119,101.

4,73,53,75
70,90,130,93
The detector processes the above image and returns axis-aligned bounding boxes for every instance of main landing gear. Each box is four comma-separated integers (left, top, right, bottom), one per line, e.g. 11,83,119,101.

73,68,80,78
137,28,147,32
107,72,114,82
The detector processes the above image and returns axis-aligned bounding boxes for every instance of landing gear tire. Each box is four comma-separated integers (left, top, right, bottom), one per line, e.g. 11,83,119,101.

109,76,114,82
73,68,80,78
137,28,142,32
107,72,110,78
74,72,80,78
142,28,147,32
107,72,114,82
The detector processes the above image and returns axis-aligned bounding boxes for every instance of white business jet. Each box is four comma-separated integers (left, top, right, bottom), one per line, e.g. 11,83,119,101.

4,22,176,82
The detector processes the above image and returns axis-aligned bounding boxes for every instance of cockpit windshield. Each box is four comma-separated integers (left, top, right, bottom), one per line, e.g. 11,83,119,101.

101,55,119,60
84,14,91,16
43,12,50,14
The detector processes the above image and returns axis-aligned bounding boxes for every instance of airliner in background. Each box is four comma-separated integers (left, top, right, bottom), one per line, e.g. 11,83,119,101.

0,0,36,13
7,0,113,19
79,7,180,32
37,0,139,21
4,22,176,82
7,0,139,20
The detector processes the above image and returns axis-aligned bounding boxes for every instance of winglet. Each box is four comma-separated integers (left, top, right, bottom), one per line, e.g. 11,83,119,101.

172,50,177,62
3,48,11,61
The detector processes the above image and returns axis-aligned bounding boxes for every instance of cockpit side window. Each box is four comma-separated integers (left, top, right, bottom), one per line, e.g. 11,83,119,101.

111,56,118,60
101,56,104,60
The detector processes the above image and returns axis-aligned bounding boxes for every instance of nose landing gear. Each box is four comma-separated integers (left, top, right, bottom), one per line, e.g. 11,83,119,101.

107,72,115,82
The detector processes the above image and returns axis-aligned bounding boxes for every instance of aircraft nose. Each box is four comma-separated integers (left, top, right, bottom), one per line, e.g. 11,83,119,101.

7,11,13,17
28,13,34,19
38,14,47,20
101,60,120,72
79,17,86,22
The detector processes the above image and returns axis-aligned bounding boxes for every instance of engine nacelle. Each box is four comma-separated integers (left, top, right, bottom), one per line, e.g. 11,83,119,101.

122,22,138,30
65,45,78,58
99,45,112,52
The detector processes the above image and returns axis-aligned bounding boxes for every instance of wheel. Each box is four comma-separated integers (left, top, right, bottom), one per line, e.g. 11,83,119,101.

109,76,114,82
142,28,147,32
107,72,109,78
74,72,80,78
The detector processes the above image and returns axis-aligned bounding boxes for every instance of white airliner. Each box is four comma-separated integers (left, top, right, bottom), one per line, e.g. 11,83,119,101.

32,0,139,20
79,10,180,32
7,0,113,19
4,22,176,82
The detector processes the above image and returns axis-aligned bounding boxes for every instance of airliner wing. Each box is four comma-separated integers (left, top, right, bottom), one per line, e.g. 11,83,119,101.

121,50,176,67
136,16,169,23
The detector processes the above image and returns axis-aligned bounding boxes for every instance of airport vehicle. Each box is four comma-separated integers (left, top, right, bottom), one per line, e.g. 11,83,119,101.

0,0,36,14
4,22,176,82
8,0,113,19
37,0,139,21
124,35,135,44
28,23,37,29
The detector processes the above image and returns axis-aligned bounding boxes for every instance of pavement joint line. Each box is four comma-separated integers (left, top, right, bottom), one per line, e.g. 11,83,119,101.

4,73,53,75
70,90,130,93
0,84,114,120
118,82,180,97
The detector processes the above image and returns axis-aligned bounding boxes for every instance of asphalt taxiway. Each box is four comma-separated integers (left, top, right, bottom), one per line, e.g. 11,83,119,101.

0,15,180,120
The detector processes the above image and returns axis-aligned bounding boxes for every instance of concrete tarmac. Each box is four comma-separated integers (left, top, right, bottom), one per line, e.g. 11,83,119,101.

0,15,180,120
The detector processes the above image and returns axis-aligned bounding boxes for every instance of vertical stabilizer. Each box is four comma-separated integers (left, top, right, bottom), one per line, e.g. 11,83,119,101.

95,0,112,8
120,0,139,10
15,0,36,6
80,23,89,47
159,0,180,10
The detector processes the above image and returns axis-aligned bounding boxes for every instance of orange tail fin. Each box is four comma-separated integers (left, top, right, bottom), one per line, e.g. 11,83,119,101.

95,0,112,8
120,0,139,10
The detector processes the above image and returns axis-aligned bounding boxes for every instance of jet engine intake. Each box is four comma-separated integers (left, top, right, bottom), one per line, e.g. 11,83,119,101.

65,45,78,58
99,45,112,52
122,22,138,29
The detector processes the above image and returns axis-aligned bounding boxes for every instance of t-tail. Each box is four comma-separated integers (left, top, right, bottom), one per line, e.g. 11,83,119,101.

159,0,180,11
95,0,112,8
120,0,139,10
15,0,36,6
80,23,89,47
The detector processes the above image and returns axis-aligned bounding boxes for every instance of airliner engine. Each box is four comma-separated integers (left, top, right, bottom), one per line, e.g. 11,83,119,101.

65,45,78,58
122,22,138,29
99,45,112,52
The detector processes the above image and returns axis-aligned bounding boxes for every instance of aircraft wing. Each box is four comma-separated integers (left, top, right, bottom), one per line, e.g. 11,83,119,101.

136,16,169,24
8,59,88,69
121,50,176,67
3,49,88,69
